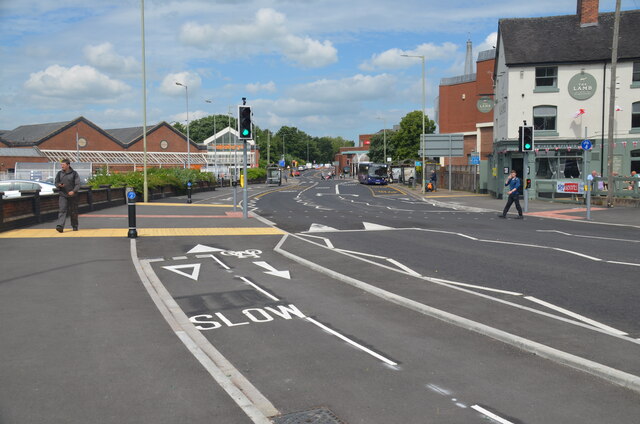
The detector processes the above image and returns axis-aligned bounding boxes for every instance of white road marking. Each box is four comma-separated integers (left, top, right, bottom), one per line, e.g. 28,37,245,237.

162,264,201,281
253,261,291,279
606,260,640,267
471,405,515,424
172,256,188,260
525,296,628,336
429,277,523,296
188,244,225,254
236,276,280,301
537,229,640,243
305,317,398,366
362,222,395,231
307,223,339,232
196,253,230,270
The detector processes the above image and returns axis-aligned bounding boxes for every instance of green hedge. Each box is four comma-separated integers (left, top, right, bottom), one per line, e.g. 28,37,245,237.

88,168,215,193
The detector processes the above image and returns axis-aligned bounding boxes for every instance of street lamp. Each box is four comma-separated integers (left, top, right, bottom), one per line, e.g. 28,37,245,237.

205,99,217,180
175,82,190,168
401,54,426,193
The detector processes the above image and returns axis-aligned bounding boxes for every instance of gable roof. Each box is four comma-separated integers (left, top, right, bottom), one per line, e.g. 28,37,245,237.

0,117,127,148
1,121,71,145
499,9,640,66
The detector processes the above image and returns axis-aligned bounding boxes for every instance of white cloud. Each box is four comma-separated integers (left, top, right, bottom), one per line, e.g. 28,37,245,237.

84,42,138,74
360,42,460,71
246,81,276,94
288,74,397,103
476,32,498,53
179,8,337,68
160,72,202,96
24,64,130,100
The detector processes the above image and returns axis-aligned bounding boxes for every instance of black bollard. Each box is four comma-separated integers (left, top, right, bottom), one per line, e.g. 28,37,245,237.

187,180,193,204
126,187,137,238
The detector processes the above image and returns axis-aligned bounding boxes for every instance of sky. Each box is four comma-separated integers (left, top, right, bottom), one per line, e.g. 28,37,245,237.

1,0,638,143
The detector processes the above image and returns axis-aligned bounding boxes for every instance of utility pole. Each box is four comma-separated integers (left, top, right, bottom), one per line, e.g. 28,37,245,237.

606,0,621,208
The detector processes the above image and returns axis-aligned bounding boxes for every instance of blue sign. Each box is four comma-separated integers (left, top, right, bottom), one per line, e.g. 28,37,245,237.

470,155,480,165
278,159,285,167
127,191,136,200
415,161,422,166
581,139,593,150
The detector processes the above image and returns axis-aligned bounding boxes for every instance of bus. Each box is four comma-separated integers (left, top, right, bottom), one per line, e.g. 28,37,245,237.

357,162,388,185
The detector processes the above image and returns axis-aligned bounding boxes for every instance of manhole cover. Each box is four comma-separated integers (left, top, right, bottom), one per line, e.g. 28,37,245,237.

272,407,345,424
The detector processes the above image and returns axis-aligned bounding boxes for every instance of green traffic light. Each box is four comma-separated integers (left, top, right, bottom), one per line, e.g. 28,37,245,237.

524,143,531,149
242,129,249,136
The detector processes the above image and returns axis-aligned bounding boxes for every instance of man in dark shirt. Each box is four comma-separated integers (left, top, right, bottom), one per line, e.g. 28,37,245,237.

55,158,81,232
499,170,523,219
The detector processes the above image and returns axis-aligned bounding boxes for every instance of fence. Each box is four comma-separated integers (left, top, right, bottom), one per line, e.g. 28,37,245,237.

437,165,479,192
1,182,217,232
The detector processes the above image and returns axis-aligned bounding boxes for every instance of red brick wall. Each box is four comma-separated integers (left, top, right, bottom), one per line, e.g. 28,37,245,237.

578,0,599,25
38,121,122,151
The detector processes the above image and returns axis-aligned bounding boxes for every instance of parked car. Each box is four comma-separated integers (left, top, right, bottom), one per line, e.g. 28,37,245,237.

0,180,57,199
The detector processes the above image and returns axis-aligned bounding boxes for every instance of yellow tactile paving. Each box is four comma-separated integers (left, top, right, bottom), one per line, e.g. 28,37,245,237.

0,227,285,238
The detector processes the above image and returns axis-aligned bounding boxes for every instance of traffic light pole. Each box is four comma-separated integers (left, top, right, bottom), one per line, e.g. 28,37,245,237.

243,140,248,219
523,151,528,213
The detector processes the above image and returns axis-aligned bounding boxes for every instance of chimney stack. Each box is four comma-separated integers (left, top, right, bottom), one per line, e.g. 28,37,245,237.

577,0,599,27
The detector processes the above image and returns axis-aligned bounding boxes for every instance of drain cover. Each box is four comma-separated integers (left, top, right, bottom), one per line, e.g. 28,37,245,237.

272,407,345,424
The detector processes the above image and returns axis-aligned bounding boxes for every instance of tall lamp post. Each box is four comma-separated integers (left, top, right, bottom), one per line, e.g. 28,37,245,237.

401,54,426,193
205,100,217,181
175,82,190,168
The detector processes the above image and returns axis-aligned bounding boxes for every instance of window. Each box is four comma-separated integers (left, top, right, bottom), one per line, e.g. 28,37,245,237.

536,67,558,88
633,62,640,84
533,106,557,131
633,102,640,130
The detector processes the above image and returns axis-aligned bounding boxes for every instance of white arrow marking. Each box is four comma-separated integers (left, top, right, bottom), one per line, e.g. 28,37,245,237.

162,264,201,281
362,222,394,231
253,261,291,279
307,223,339,232
187,244,225,254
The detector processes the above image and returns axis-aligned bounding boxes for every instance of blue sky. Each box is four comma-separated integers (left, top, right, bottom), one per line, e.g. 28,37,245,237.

1,0,637,143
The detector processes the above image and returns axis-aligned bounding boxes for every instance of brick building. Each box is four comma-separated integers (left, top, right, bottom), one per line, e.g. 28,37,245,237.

0,116,258,177
437,48,496,166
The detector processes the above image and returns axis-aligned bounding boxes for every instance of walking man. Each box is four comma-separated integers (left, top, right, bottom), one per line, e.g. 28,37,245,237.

55,158,81,232
499,170,523,219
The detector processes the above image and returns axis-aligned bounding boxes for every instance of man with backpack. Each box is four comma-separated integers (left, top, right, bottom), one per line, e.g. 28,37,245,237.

55,158,81,232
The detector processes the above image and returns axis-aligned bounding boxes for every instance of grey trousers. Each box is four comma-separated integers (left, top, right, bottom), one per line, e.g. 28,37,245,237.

57,195,78,228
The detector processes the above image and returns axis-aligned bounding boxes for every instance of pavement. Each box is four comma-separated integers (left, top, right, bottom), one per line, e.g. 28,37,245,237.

0,183,637,424
388,181,639,228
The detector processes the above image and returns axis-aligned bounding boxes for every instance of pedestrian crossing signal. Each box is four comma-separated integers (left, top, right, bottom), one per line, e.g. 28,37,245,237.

238,106,252,139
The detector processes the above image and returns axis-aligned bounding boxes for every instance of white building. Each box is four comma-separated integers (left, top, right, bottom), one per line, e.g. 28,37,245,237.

491,0,640,199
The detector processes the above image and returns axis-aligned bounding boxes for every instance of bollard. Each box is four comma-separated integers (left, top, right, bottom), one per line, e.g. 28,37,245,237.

187,180,193,204
126,187,137,238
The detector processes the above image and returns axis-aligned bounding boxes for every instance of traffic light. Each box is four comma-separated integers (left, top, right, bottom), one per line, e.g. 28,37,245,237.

238,106,252,139
521,126,534,151
525,178,532,189
518,126,523,152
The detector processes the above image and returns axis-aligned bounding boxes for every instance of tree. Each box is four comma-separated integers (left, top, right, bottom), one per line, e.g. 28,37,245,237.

173,115,237,144
389,110,436,161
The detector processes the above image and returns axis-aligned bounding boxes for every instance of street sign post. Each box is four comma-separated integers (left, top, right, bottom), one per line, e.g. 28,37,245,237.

421,134,464,191
582,137,593,219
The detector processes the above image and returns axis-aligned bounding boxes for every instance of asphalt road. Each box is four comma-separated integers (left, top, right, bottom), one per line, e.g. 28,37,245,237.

1,176,638,424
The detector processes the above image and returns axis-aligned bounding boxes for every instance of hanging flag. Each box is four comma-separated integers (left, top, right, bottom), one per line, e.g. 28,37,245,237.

573,108,586,118
615,105,623,112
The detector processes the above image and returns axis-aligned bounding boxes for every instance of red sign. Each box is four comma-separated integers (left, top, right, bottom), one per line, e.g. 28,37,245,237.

563,183,579,193
364,139,370,145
